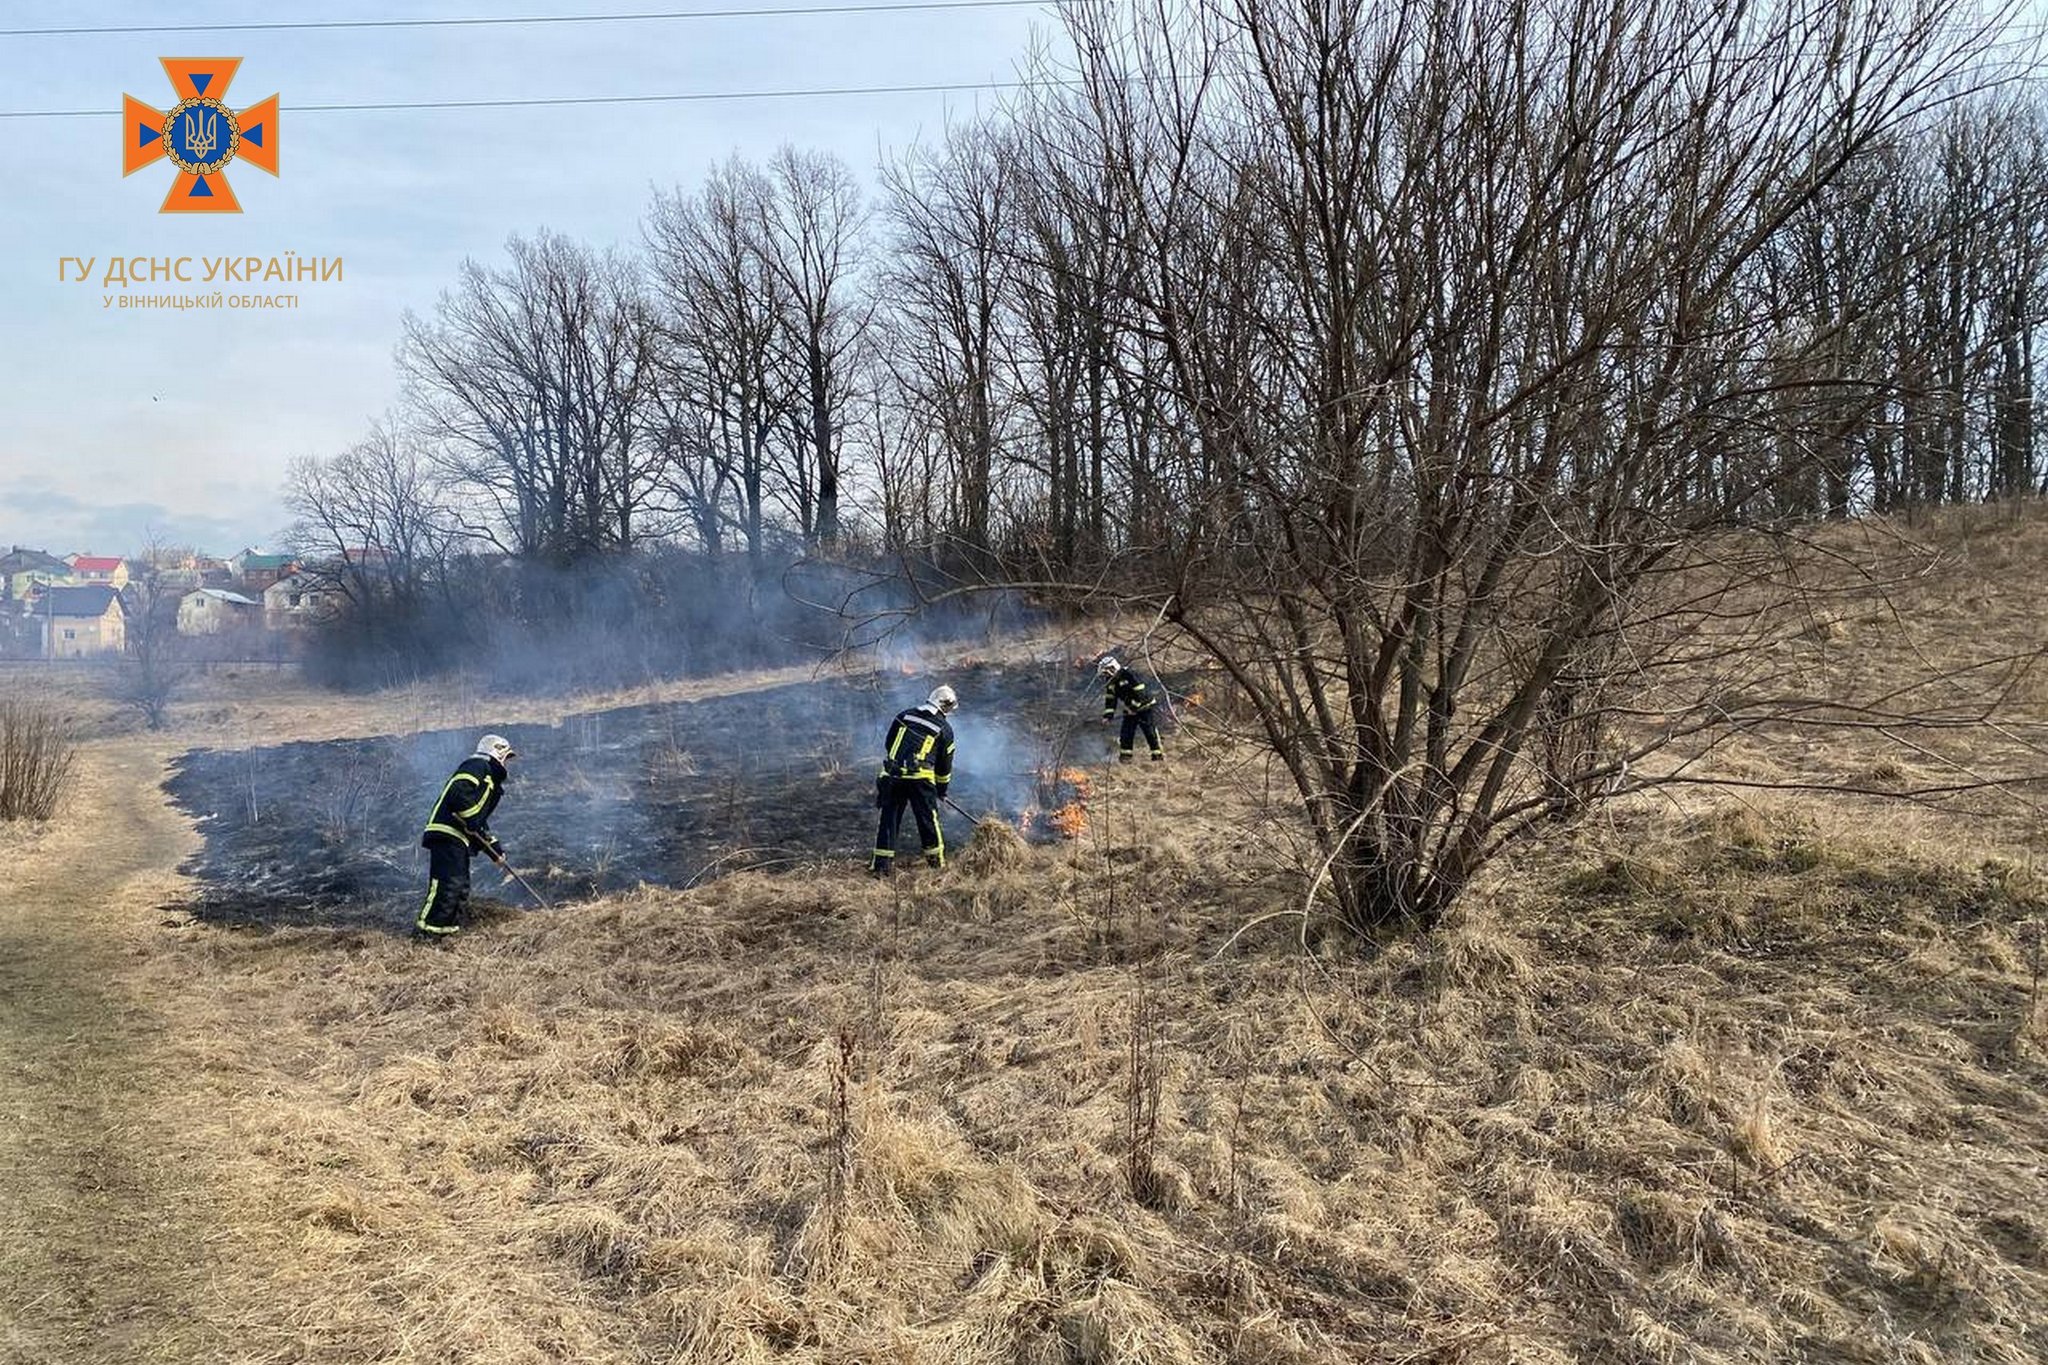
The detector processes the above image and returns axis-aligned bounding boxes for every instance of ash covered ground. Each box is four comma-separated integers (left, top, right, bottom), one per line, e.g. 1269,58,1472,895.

164,663,1154,932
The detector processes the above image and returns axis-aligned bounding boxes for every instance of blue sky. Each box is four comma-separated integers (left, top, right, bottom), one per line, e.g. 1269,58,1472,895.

0,0,1058,556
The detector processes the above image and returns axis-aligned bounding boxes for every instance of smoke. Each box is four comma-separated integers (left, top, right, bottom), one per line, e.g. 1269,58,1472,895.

166,661,1105,929
302,549,1047,698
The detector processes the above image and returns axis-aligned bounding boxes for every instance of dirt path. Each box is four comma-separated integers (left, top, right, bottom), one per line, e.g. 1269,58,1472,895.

0,739,236,1364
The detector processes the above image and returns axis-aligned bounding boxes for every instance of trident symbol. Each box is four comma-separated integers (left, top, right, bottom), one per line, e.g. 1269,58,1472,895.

183,108,217,161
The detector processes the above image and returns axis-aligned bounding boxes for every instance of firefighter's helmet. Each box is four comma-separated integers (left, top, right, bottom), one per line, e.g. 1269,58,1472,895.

1097,656,1122,678
928,685,958,714
476,733,518,763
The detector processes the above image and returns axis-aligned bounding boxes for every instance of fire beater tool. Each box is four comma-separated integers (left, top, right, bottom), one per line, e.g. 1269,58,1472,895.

484,845,554,911
940,795,991,826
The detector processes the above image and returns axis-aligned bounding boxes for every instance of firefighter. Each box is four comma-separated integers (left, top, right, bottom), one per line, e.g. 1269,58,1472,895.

416,733,516,938
1099,656,1165,762
871,685,957,876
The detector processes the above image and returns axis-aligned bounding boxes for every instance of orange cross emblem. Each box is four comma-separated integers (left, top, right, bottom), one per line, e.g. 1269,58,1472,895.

123,59,279,214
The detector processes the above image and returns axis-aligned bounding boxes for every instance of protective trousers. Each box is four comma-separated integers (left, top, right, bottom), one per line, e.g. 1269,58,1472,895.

872,777,944,873
417,836,472,934
1120,711,1164,761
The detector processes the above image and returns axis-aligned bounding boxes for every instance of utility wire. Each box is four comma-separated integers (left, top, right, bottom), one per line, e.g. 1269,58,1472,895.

2,0,1046,38
0,77,1073,119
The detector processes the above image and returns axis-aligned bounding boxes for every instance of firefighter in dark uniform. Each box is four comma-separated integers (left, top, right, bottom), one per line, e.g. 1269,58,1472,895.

417,733,516,937
870,685,957,876
1099,656,1165,761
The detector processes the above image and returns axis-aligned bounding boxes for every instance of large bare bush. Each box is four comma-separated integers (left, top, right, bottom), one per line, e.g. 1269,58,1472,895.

992,0,2025,930
0,698,76,821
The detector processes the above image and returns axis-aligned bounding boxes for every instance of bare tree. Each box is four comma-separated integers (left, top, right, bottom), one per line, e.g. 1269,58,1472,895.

645,159,796,564
993,0,2018,930
118,535,190,730
881,120,1016,558
285,419,459,612
1002,98,1142,572
757,146,871,550
401,232,658,565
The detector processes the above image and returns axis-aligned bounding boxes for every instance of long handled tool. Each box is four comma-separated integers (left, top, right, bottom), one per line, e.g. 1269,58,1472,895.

940,794,990,826
484,844,554,910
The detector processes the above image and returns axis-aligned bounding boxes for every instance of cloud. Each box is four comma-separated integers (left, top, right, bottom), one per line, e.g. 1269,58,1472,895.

0,480,282,556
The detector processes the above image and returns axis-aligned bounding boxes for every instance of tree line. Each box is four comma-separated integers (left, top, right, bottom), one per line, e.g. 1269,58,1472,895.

294,6,2047,582
290,0,2044,927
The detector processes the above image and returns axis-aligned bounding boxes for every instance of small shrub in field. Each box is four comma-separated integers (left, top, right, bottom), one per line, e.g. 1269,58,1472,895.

0,698,76,821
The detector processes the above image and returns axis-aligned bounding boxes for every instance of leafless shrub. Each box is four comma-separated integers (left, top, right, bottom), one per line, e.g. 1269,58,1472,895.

0,698,75,821
1125,973,1164,1207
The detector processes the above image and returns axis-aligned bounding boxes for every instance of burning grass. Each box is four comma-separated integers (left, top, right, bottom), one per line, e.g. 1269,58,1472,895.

1014,764,1098,843
1046,801,1089,840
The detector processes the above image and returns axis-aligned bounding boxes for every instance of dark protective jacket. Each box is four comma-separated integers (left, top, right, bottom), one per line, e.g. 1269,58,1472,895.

421,754,507,849
878,703,956,784
1103,670,1160,718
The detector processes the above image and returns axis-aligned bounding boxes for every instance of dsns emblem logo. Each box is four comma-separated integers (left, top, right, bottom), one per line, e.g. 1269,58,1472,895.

123,59,279,213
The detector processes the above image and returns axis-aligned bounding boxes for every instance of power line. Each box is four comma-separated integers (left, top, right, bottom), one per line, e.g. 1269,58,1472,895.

2,0,1046,38
0,77,1073,119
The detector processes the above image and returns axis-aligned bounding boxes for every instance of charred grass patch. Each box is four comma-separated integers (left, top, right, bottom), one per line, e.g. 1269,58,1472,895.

132,783,2048,1363
160,662,1143,932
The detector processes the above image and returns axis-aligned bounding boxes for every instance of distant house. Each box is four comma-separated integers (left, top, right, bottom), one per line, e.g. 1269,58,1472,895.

230,548,298,593
0,547,72,600
264,572,340,629
177,587,261,636
65,554,130,590
136,550,207,592
34,585,126,658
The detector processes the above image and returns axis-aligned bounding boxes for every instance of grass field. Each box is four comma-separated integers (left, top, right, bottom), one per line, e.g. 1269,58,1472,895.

2,509,2046,1363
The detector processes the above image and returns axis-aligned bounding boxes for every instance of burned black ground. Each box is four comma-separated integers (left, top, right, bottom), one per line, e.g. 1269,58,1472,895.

162,663,1160,932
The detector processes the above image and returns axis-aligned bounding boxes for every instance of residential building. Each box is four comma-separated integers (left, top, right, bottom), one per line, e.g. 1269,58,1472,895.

0,547,72,600
135,549,208,592
264,572,339,629
34,585,126,657
230,548,298,593
65,554,130,590
177,587,261,636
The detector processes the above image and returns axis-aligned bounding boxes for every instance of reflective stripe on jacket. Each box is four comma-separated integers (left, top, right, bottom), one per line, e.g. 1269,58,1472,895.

878,703,956,783
1104,671,1158,717
422,754,506,847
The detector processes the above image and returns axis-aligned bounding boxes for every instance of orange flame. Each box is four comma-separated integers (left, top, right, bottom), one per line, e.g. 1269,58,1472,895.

899,664,916,677
1058,766,1094,798
1188,690,1205,707
1049,802,1089,839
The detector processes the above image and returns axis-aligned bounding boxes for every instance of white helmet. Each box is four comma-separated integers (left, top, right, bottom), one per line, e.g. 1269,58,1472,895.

475,733,517,763
1097,656,1122,677
928,685,958,714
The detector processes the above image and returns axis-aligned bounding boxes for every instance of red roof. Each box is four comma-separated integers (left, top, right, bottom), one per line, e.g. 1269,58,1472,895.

68,555,124,572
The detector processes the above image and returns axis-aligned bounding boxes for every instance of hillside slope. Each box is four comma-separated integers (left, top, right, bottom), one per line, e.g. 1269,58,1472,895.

137,790,2048,1363
10,506,2048,1363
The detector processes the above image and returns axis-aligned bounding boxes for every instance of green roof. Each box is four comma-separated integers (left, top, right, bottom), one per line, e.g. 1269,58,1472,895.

239,553,296,570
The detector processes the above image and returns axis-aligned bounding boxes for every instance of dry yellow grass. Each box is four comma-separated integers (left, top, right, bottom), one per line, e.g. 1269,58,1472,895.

6,508,2048,1361
102,791,2045,1363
